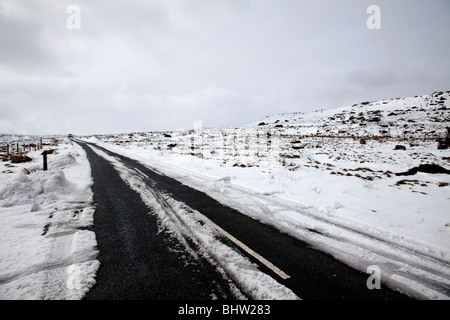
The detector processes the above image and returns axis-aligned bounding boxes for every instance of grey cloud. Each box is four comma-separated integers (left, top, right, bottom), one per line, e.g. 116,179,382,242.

347,68,397,88
1,0,449,135
0,4,54,70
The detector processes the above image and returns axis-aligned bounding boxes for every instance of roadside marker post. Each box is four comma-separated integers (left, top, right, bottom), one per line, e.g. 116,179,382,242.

41,150,53,171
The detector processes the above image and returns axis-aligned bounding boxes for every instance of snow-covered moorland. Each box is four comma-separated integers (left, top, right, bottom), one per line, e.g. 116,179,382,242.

0,90,449,300
84,91,450,299
0,137,98,299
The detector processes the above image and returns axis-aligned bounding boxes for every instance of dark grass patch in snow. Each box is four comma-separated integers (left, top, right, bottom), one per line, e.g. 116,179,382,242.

395,164,450,176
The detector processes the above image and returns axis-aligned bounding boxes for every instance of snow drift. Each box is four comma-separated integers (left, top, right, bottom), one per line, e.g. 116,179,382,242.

0,140,99,300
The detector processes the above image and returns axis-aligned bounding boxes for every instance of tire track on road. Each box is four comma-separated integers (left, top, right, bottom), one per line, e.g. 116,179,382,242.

76,141,237,300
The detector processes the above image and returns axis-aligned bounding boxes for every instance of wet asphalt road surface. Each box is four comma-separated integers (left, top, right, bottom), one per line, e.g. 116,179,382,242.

78,141,234,300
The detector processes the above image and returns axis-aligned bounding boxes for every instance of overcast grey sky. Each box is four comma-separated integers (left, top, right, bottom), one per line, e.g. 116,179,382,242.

1,0,449,135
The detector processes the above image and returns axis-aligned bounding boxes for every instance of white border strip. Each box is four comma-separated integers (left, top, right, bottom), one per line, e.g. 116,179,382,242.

192,209,291,280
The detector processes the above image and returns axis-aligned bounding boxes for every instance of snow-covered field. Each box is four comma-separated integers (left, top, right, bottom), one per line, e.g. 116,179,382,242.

1,90,449,299
0,137,99,299
83,91,450,299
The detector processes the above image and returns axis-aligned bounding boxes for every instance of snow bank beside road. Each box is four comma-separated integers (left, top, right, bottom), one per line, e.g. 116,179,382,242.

1,169,70,208
0,139,99,300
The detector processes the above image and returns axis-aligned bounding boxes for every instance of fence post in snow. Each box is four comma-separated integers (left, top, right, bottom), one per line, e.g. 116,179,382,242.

42,150,49,171
446,127,450,147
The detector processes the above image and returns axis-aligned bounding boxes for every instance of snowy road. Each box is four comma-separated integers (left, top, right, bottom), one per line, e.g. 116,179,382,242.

76,140,409,300
77,141,236,299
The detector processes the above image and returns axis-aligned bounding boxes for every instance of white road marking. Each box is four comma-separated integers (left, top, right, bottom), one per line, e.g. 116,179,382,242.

192,209,291,280
134,168,147,177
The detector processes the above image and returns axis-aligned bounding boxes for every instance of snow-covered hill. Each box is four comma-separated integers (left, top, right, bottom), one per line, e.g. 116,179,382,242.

252,90,449,139
87,90,450,176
